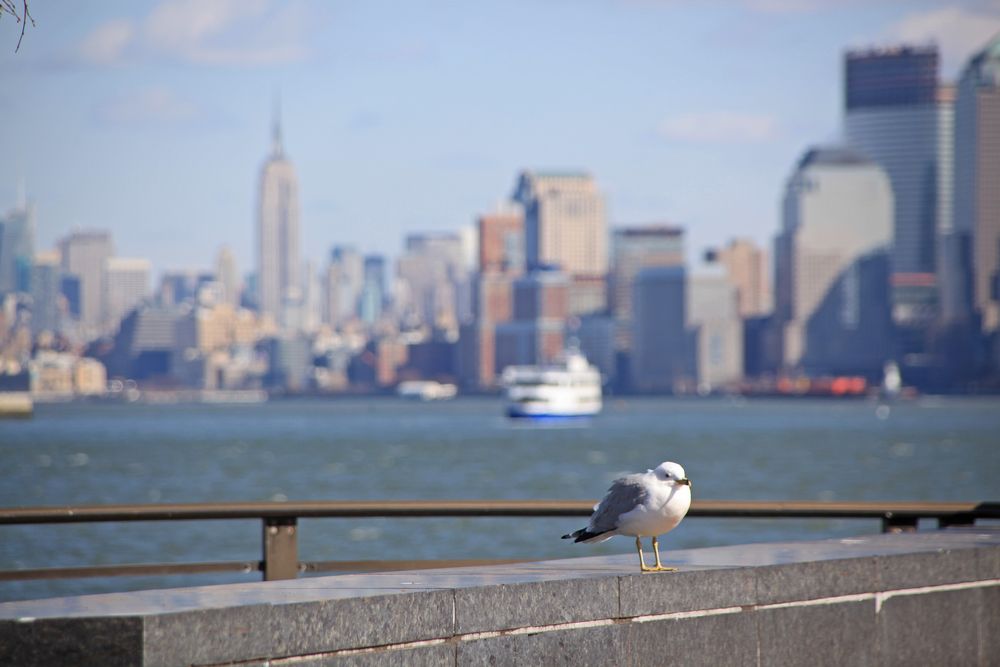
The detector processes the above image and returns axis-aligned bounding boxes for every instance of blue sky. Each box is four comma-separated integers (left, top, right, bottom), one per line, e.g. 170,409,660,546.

2,1,998,279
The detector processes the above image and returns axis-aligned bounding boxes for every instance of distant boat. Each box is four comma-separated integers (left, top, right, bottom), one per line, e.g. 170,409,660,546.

396,381,458,401
501,348,602,419
882,361,902,399
0,392,32,418
0,370,33,418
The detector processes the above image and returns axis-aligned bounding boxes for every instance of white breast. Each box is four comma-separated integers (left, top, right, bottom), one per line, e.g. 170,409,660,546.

615,480,691,538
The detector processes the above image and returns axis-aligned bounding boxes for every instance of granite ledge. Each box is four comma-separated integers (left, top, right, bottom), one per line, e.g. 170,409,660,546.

0,527,997,666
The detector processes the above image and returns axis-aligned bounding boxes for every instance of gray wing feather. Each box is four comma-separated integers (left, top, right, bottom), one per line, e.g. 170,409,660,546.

587,474,648,533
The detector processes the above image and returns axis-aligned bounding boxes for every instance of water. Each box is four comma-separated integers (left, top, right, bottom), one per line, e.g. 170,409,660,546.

1,396,998,602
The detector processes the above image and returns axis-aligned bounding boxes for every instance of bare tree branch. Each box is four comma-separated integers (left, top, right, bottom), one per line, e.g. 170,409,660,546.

0,0,34,53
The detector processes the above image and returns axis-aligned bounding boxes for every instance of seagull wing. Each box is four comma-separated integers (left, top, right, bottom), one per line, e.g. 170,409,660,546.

587,474,649,534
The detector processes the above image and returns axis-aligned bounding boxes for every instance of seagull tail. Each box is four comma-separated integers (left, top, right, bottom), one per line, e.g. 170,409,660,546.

561,528,613,543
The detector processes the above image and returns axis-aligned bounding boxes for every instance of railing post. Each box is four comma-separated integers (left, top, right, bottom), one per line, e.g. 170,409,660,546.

262,517,299,581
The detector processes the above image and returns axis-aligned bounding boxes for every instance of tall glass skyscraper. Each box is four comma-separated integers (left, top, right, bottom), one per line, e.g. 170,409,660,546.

360,254,386,325
775,147,894,377
256,107,300,327
844,46,944,339
0,200,34,296
954,35,1000,336
59,229,113,336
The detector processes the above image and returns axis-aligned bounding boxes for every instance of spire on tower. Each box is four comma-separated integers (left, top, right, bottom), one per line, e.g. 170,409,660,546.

271,92,284,158
16,176,26,210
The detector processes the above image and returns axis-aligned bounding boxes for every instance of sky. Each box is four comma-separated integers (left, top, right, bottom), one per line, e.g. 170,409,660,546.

2,1,999,281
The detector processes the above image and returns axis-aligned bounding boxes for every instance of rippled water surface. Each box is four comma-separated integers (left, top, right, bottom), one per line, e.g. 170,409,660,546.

1,396,998,601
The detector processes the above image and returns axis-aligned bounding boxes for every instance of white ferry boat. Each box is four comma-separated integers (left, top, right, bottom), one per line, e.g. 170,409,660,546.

501,349,602,418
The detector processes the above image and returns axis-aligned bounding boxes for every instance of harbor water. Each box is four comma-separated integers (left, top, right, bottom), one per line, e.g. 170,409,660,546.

1,396,998,601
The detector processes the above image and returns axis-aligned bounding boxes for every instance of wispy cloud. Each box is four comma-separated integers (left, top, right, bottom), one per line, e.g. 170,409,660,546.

885,6,1000,75
76,0,310,67
77,19,135,66
657,111,779,144
95,86,199,126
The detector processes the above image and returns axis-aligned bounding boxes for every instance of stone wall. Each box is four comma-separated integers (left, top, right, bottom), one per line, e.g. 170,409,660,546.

1,528,998,666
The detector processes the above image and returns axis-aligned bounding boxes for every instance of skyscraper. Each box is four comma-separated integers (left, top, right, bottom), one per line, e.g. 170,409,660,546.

0,200,34,295
30,251,60,335
59,229,113,335
256,106,300,327
495,268,569,368
630,266,689,393
459,205,525,390
512,171,607,277
954,35,1000,336
776,147,894,376
396,233,466,332
610,225,685,351
688,265,743,392
324,245,364,327
478,203,525,274
215,246,241,308
103,257,151,331
715,238,772,318
360,255,386,324
844,45,944,338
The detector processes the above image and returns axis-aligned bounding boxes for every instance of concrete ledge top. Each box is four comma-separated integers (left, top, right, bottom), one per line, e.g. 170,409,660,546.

3,527,998,620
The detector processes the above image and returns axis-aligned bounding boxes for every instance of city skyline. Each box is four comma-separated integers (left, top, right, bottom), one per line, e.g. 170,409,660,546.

3,1,999,279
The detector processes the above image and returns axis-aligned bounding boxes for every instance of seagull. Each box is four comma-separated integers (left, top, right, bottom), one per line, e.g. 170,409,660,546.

562,461,692,572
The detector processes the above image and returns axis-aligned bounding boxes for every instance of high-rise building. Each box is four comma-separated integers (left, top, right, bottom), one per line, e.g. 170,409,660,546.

844,45,944,336
104,257,151,331
60,274,80,320
610,225,685,350
495,268,569,369
936,84,968,326
954,35,1000,335
0,200,34,295
215,246,241,308
30,251,60,335
459,204,526,390
299,259,321,333
256,107,300,327
688,265,743,392
512,171,607,276
478,204,525,274
324,245,364,327
775,147,894,376
714,238,771,318
397,233,467,332
59,229,113,335
360,255,386,324
630,266,689,392
460,270,518,390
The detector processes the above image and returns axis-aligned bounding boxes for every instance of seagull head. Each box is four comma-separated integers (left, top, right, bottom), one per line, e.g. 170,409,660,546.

652,461,691,487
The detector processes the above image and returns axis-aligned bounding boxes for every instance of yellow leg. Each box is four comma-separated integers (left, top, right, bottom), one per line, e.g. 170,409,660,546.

636,536,654,572
652,536,677,572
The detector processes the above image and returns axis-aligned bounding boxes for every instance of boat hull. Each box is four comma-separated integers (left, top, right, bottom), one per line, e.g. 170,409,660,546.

506,406,599,419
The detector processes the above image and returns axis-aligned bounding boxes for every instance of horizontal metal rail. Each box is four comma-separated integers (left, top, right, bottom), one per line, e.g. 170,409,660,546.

0,559,529,582
1,500,996,584
3,499,998,524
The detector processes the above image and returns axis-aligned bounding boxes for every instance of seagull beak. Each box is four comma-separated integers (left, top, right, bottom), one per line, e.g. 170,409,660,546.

679,478,691,486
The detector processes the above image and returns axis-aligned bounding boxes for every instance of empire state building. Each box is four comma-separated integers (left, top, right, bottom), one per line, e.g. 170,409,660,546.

256,109,300,325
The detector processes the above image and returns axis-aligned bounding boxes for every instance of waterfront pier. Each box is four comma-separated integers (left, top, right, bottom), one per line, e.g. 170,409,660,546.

2,527,998,666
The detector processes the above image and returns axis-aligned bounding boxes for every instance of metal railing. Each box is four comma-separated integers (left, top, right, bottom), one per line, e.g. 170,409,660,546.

1,500,997,582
